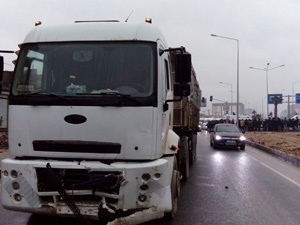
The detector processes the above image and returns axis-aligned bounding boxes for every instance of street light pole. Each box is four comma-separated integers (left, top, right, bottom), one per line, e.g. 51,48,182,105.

219,81,233,114
291,81,300,118
249,63,285,118
266,63,269,117
211,34,239,124
292,81,300,103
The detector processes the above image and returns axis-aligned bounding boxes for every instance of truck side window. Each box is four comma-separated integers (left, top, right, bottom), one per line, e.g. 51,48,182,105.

14,50,44,93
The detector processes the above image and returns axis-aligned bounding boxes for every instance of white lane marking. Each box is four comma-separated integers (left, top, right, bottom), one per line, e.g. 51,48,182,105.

247,153,300,188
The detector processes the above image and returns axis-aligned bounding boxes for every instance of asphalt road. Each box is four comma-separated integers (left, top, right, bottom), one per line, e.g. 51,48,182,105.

1,131,300,225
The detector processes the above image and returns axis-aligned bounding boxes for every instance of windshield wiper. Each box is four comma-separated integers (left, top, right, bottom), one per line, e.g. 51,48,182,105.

22,91,73,104
76,91,142,105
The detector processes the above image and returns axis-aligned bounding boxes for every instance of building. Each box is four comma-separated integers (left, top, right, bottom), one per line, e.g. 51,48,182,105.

0,71,13,129
212,102,245,117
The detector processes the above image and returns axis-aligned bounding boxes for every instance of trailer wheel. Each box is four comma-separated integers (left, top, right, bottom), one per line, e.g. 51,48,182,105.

165,157,180,219
180,136,190,182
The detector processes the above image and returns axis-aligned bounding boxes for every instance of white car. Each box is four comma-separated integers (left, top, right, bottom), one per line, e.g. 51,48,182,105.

291,115,300,120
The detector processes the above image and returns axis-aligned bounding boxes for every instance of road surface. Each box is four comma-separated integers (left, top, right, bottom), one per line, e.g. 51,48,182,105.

1,131,300,225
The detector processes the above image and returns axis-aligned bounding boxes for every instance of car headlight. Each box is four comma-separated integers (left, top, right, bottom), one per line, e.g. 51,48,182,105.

240,135,246,141
215,135,222,140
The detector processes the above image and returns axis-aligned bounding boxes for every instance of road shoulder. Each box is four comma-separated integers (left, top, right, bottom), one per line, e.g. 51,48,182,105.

246,140,300,168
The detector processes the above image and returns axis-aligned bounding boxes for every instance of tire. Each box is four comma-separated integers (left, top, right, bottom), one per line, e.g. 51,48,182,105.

165,157,180,219
180,136,190,182
212,141,217,149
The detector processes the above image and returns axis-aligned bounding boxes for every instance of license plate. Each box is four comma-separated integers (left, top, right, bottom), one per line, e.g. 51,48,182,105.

226,140,236,145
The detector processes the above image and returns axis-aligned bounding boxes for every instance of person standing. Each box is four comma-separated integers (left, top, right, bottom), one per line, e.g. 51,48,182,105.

240,119,245,132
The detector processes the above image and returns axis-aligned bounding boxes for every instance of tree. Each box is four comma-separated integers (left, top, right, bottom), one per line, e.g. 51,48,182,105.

270,95,283,118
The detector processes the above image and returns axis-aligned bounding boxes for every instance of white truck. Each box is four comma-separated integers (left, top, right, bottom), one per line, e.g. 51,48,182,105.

1,20,200,224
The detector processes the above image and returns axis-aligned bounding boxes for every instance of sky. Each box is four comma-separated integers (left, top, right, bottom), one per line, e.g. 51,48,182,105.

1,0,300,118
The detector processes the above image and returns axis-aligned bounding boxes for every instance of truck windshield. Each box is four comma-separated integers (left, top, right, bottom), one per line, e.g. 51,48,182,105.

12,42,155,98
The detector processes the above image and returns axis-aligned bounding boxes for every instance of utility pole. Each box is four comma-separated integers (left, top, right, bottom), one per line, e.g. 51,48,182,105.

288,95,290,119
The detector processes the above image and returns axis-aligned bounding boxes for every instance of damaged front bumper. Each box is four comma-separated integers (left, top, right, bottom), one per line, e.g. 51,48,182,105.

1,157,172,223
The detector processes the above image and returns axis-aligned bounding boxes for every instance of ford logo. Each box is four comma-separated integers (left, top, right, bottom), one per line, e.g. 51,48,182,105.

64,114,87,124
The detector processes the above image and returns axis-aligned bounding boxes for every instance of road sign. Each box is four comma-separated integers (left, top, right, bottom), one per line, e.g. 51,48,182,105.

268,94,283,104
296,93,300,104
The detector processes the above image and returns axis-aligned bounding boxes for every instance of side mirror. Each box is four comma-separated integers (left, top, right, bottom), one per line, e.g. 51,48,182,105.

175,53,191,83
174,83,190,96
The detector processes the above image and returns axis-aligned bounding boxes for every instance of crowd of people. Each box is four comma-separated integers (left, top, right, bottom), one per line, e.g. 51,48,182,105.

205,117,300,132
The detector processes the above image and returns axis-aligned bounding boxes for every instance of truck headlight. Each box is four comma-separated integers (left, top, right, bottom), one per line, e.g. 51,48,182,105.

142,173,151,181
12,182,20,190
140,184,149,191
3,170,9,177
138,195,147,202
13,193,22,202
154,173,161,180
11,170,18,178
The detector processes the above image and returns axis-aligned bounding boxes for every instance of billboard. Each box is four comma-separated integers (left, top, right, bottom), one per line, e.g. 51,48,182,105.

296,93,300,104
268,94,283,104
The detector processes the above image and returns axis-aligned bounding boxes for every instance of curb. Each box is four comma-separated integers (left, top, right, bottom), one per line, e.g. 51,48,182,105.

246,141,300,168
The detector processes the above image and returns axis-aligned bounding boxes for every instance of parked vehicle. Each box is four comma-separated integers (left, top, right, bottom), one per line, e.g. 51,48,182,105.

198,123,202,131
291,115,300,120
0,20,201,224
210,124,246,150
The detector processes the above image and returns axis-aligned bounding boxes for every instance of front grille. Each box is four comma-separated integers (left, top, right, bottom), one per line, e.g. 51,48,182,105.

33,140,121,154
36,168,122,194
222,137,239,140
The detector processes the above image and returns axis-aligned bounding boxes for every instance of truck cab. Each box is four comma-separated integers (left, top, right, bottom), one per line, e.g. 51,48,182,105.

1,21,199,224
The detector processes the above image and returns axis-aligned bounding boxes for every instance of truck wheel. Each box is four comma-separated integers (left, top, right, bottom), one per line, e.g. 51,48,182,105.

180,136,190,182
165,157,180,219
